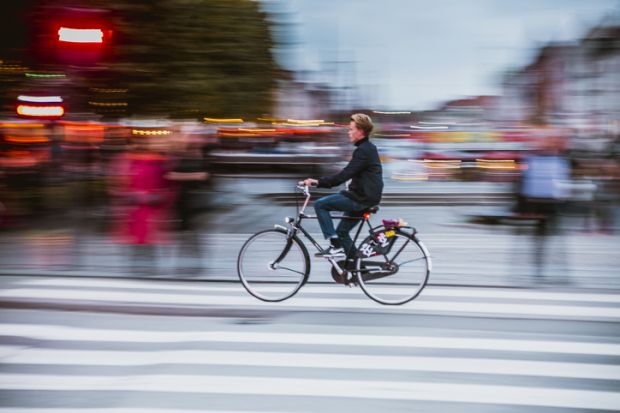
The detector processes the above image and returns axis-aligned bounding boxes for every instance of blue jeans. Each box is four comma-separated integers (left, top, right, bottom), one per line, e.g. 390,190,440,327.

314,193,369,257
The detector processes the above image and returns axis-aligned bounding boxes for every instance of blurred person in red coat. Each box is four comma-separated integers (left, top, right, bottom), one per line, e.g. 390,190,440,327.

108,136,173,274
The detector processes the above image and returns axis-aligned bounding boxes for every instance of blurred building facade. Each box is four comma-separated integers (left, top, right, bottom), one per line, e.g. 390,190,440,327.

273,77,333,120
499,16,620,141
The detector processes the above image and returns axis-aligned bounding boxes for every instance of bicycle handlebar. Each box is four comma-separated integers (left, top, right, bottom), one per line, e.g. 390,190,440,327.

296,184,310,197
296,181,317,197
295,182,314,210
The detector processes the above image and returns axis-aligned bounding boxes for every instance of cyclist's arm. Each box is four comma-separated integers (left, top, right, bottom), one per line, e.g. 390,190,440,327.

317,147,368,188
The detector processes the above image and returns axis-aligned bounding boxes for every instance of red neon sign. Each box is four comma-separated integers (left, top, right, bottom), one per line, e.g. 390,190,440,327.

58,27,104,43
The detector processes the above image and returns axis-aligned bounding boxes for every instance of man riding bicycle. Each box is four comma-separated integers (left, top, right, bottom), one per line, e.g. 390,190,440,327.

303,113,383,259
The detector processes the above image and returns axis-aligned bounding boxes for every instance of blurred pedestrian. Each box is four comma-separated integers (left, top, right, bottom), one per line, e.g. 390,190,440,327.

62,143,103,267
109,136,172,275
302,113,383,261
166,132,210,275
517,136,570,281
591,159,620,234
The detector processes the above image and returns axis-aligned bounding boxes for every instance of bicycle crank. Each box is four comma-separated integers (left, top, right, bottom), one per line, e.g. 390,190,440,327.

331,260,357,286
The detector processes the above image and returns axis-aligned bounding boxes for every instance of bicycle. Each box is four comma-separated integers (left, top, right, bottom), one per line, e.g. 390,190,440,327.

237,183,432,305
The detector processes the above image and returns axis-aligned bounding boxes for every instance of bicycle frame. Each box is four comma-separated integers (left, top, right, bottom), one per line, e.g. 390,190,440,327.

238,183,432,305
274,185,380,277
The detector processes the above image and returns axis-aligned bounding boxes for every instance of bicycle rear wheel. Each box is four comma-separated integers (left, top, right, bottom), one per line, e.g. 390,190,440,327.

355,230,430,305
237,228,310,302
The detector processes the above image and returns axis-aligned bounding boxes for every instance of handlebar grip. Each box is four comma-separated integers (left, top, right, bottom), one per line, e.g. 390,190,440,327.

297,180,317,188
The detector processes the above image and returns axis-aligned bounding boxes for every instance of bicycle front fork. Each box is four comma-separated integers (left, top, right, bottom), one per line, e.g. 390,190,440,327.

273,224,298,267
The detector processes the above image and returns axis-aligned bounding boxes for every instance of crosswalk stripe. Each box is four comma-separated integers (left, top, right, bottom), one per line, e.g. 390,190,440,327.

1,374,619,410
2,287,619,318
1,324,618,355
0,409,290,413
20,278,620,303
1,346,618,380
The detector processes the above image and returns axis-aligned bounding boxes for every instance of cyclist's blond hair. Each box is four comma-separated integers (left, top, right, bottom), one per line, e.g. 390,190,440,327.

350,113,373,137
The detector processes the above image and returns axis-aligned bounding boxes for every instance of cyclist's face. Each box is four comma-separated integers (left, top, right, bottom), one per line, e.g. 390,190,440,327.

348,121,365,143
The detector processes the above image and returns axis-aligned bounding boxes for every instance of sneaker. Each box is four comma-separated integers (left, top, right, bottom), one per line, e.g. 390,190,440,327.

315,246,345,258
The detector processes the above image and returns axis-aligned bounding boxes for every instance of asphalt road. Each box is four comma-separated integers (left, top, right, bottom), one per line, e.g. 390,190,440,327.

1,176,619,412
0,275,619,412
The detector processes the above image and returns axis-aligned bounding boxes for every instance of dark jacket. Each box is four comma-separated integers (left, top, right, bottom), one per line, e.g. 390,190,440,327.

317,137,383,205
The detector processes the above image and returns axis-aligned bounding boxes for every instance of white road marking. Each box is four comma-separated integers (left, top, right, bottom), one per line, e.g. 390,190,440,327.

19,277,620,303
0,374,619,410
1,346,618,380
1,288,619,318
1,324,618,356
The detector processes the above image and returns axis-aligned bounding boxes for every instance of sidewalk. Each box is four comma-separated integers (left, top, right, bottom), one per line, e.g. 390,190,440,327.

1,216,618,291
2,178,618,291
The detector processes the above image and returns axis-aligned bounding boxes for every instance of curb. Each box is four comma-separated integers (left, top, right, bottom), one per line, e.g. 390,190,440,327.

1,270,615,292
258,192,513,207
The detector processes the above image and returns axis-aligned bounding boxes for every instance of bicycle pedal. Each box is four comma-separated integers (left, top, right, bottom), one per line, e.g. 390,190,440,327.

330,269,347,284
344,276,358,287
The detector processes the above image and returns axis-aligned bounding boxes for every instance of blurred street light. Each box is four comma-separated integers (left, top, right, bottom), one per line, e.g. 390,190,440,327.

58,27,105,44
16,95,65,118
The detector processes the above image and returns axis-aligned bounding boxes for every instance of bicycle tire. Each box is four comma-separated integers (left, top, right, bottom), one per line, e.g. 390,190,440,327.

237,228,310,302
354,229,430,305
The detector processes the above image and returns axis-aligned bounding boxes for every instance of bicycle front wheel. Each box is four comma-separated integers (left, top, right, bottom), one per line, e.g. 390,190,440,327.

237,228,310,302
355,230,430,305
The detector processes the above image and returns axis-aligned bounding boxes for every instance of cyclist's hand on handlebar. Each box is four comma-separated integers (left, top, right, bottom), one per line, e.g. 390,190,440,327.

301,178,318,187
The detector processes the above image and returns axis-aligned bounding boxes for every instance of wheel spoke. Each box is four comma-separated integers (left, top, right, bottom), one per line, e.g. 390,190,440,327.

276,266,306,276
356,232,429,305
238,229,308,302
398,257,427,266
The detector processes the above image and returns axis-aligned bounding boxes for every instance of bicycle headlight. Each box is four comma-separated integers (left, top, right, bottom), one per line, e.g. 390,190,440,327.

285,216,294,224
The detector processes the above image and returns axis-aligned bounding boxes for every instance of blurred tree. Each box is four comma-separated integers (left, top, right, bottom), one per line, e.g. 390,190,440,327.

99,0,279,118
3,0,279,119
0,1,35,61
0,0,37,115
